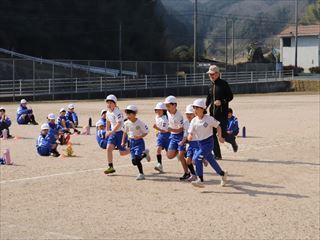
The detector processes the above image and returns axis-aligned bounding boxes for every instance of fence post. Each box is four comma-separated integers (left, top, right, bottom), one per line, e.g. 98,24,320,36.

291,70,294,80
265,71,267,82
52,64,55,79
49,79,51,94
202,73,205,85
145,75,147,89
12,59,15,101
184,75,187,86
251,71,253,83
33,60,35,101
124,77,126,90
19,80,22,96
100,77,103,91
165,74,168,88
75,78,78,93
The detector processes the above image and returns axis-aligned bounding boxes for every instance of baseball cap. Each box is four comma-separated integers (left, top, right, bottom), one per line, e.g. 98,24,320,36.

192,99,206,109
154,102,166,110
206,65,220,74
68,104,75,109
95,120,104,127
125,105,138,112
0,106,5,111
20,99,27,104
185,104,194,114
59,108,66,113
106,94,117,103
164,95,177,104
41,123,50,130
100,109,107,116
47,113,55,120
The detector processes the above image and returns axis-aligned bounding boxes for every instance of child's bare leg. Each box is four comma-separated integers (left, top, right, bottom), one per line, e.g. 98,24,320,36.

179,151,188,172
166,150,177,159
119,148,130,156
107,144,115,164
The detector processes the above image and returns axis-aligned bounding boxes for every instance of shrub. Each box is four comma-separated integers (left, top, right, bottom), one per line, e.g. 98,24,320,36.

309,66,320,74
283,65,304,73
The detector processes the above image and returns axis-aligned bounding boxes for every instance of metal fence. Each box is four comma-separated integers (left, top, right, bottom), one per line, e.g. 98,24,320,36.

0,70,294,100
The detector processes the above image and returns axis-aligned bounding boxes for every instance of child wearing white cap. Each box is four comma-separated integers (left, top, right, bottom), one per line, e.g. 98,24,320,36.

66,104,79,128
153,102,170,173
183,104,197,181
122,105,151,180
188,99,228,188
104,94,130,174
36,123,60,157
16,99,38,125
95,120,108,149
57,108,80,135
0,107,12,138
47,113,70,147
164,95,190,181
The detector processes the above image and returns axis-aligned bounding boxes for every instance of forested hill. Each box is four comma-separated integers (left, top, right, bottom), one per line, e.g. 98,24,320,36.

0,0,183,60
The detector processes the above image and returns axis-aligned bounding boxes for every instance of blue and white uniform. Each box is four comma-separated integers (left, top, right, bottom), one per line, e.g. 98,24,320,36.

167,110,185,151
106,107,126,151
57,115,71,130
36,133,51,156
66,111,78,125
155,115,170,151
0,116,11,128
228,116,239,136
123,119,149,161
96,129,108,149
184,120,199,160
48,122,63,144
16,105,33,124
188,115,224,177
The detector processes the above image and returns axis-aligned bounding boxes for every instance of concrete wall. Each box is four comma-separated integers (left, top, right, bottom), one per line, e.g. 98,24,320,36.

281,36,320,72
0,81,293,102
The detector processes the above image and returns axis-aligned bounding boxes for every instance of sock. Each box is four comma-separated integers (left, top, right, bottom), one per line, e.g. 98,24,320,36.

156,154,162,164
188,163,195,175
199,176,204,182
137,161,144,174
108,163,113,168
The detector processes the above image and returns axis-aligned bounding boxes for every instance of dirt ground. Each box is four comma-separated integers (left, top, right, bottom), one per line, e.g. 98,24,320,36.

0,93,319,240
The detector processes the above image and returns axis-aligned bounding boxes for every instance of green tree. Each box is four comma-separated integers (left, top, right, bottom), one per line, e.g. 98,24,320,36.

302,0,320,24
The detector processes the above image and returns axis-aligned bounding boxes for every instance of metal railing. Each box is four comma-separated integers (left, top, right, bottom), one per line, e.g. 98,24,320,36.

0,70,294,99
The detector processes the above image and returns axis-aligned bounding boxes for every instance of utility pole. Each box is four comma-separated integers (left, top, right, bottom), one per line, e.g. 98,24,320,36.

119,22,122,76
193,0,197,77
232,19,235,65
225,18,228,71
294,0,298,75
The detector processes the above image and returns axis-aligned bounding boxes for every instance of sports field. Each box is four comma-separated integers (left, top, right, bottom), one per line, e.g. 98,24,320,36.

0,93,319,239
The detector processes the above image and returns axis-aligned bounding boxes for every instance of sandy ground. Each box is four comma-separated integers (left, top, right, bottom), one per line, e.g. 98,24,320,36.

0,93,319,240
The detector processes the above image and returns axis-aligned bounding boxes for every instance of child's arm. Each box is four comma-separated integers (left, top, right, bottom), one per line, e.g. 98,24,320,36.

187,133,193,142
121,132,127,146
179,136,187,146
216,125,225,143
168,127,183,133
134,133,147,140
153,124,167,133
106,122,121,136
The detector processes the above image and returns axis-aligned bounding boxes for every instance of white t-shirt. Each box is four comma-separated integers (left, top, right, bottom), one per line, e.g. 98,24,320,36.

155,115,169,132
123,119,149,139
167,111,184,135
188,115,220,141
106,107,124,132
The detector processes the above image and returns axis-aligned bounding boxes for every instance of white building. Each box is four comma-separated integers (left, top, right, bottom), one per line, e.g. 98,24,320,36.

279,25,320,72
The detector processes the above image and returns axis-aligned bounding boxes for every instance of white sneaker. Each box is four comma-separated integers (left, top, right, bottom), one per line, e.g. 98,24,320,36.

154,163,164,173
136,173,145,180
144,149,151,162
221,170,228,186
191,179,205,188
188,174,197,182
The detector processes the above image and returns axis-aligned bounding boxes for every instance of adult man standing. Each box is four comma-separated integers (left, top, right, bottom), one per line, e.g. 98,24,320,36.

206,65,233,159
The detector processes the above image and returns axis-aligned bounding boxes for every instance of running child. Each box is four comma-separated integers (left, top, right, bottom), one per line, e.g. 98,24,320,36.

104,94,130,174
66,104,79,128
95,120,108,149
122,105,151,180
16,99,38,125
183,104,197,181
153,102,170,173
164,95,190,181
187,98,228,188
36,123,60,157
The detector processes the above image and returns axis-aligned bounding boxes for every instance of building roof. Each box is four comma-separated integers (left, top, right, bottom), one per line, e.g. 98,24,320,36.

278,25,320,37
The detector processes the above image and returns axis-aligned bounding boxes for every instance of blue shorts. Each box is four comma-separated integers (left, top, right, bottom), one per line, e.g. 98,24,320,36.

99,140,108,149
37,147,51,156
186,141,200,159
168,132,186,152
129,138,145,159
107,131,126,151
156,132,170,151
